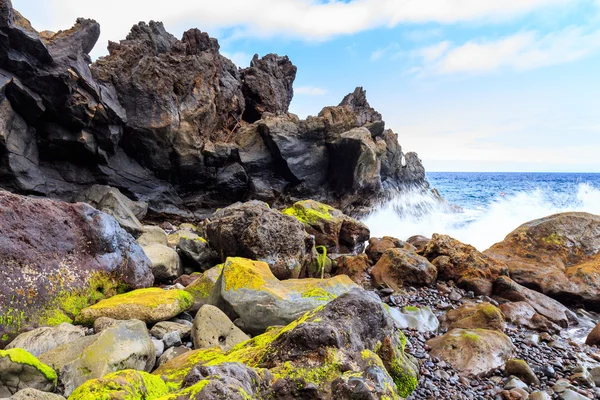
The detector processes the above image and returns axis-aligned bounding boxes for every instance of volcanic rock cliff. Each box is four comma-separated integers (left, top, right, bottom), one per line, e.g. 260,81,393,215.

0,0,425,218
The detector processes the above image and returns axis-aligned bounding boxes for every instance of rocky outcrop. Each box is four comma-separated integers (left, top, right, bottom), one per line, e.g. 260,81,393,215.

0,0,426,219
0,191,153,348
485,212,600,308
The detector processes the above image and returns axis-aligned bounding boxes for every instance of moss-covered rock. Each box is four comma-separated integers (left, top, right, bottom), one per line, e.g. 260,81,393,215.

185,265,223,313
209,257,357,334
441,302,505,332
0,348,57,397
68,370,169,400
40,320,156,396
75,288,193,325
154,289,419,399
0,192,153,348
5,323,86,357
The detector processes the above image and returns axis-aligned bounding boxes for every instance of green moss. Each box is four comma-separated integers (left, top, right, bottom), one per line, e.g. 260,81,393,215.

403,306,420,312
0,348,57,384
461,332,481,342
271,347,343,387
301,287,336,302
542,232,565,246
316,246,328,279
392,368,418,398
222,258,270,292
185,265,223,299
69,370,169,400
156,380,209,400
398,331,407,351
1,334,8,341
282,200,335,226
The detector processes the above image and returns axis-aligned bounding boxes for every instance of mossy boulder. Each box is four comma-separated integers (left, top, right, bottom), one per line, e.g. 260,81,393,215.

75,288,193,325
68,370,169,400
40,320,156,396
282,200,370,255
426,328,515,376
5,323,86,357
154,289,419,399
185,265,223,313
0,348,57,397
204,201,315,279
485,212,600,308
372,248,438,291
441,302,505,332
422,234,508,296
209,257,357,335
0,192,153,348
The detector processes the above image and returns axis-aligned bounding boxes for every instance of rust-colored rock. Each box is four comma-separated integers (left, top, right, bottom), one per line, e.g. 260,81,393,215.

366,236,416,264
485,212,600,308
422,234,508,296
586,322,600,346
335,254,371,286
371,248,437,291
499,302,560,333
0,191,153,348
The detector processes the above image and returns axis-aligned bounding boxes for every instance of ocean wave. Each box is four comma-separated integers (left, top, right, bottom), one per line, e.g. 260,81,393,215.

363,183,600,251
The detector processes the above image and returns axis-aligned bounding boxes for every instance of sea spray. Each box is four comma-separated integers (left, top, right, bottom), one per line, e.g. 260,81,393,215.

364,181,600,251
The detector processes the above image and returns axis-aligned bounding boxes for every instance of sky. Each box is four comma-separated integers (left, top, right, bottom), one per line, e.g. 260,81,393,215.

13,0,600,172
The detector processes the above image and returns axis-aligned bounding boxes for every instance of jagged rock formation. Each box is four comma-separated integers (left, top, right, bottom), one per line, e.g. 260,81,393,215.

0,0,425,218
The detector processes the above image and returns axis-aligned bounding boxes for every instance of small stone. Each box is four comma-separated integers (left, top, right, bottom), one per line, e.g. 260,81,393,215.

504,378,528,390
560,389,590,400
192,304,249,351
529,391,552,400
150,321,191,340
505,359,540,386
152,339,165,358
162,331,182,348
157,346,191,367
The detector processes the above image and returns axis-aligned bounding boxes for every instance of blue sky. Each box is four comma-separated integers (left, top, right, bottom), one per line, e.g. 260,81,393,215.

13,0,600,172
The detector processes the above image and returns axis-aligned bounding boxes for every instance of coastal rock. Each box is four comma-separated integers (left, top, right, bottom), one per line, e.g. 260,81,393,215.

204,201,314,279
504,359,540,386
142,244,182,282
441,302,505,332
136,225,168,247
240,53,296,122
191,305,249,351
5,323,85,357
39,320,155,396
366,236,417,264
0,192,153,348
388,305,439,332
0,349,57,397
485,212,600,308
334,254,371,286
585,321,600,346
176,233,220,272
422,234,508,296
185,265,223,313
493,276,574,328
67,370,168,400
499,301,560,333
282,200,370,254
155,290,419,399
157,347,190,367
426,328,516,376
406,235,430,254
75,288,193,325
372,248,437,290
150,321,191,341
7,388,65,400
208,257,358,335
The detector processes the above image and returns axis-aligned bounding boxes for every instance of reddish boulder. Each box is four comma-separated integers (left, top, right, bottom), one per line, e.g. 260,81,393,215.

422,234,508,296
366,236,416,264
0,191,153,348
371,248,437,291
334,254,371,286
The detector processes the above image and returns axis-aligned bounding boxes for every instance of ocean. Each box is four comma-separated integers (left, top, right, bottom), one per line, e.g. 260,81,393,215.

364,172,600,251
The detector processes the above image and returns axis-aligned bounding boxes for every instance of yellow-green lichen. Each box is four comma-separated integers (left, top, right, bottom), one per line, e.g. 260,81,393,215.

0,348,57,384
156,380,209,400
69,369,169,400
222,258,270,292
403,306,420,312
301,287,336,302
185,265,223,299
271,347,343,387
542,232,565,246
282,200,335,226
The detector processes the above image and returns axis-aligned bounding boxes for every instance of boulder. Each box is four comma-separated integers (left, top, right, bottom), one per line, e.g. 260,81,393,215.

154,289,419,399
426,328,516,376
150,321,192,341
157,346,190,367
136,225,168,247
92,317,120,334
388,306,439,332
440,302,505,332
185,265,223,313
208,257,358,335
366,236,417,264
372,248,437,290
0,192,153,348
282,200,369,254
68,370,169,400
485,212,600,308
240,53,296,122
406,235,430,254
142,244,182,282
176,233,220,272
7,388,65,399
75,288,193,325
39,320,155,396
204,201,315,279
585,321,600,346
191,305,249,351
422,234,508,296
499,302,560,333
334,254,371,286
5,323,85,357
77,185,146,235
493,276,574,328
0,349,57,397
504,359,540,386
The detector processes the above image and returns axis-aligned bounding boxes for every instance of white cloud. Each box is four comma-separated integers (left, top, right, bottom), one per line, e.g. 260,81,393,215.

370,42,400,61
295,86,328,96
413,26,600,75
12,0,582,57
